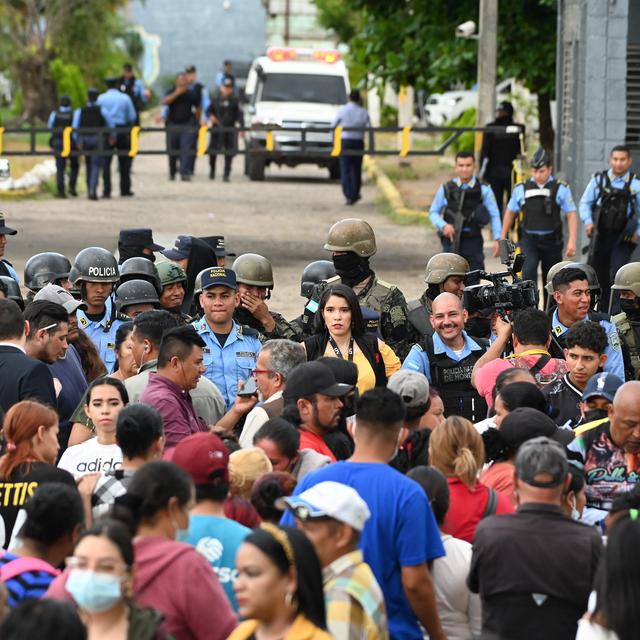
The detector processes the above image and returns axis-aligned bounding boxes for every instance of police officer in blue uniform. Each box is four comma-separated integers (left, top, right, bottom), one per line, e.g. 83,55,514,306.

0,214,19,283
97,77,137,198
72,247,128,373
185,65,210,176
48,95,79,199
501,148,578,300
549,265,625,380
429,150,501,271
119,63,147,124
192,267,262,410
579,144,640,309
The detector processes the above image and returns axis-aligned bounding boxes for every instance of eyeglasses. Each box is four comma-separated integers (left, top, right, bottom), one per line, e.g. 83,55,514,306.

251,368,275,377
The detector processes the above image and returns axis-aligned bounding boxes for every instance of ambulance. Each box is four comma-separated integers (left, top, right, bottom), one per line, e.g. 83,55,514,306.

243,47,349,181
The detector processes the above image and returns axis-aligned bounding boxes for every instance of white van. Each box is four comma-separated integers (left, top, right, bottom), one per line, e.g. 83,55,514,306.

243,48,350,181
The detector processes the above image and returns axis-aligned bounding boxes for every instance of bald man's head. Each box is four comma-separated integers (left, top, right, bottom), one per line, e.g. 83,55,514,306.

610,381,640,453
430,292,467,343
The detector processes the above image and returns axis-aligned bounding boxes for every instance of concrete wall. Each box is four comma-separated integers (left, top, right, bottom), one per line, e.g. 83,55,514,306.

126,0,266,91
556,0,629,200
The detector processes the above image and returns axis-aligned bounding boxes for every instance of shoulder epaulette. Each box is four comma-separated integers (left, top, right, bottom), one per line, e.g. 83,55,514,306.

239,325,260,338
115,311,130,322
375,279,395,290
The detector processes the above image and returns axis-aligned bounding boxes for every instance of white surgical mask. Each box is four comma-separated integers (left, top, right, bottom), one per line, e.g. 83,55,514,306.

570,495,581,521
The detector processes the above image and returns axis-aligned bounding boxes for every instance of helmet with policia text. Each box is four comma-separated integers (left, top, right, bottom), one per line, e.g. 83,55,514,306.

71,247,120,284
157,261,187,288
324,219,377,257
232,253,274,288
0,276,24,310
300,260,336,298
544,261,573,295
115,279,160,313
24,252,72,292
119,257,162,295
611,263,640,298
424,253,469,285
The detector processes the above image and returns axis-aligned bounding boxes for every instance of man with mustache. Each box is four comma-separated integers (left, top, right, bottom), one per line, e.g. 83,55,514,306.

402,292,488,422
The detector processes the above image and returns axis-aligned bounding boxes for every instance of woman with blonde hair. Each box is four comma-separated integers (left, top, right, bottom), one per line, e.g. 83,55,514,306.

229,447,273,500
429,416,513,543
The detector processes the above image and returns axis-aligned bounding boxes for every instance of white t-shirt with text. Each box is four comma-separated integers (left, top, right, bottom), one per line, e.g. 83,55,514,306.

57,438,123,479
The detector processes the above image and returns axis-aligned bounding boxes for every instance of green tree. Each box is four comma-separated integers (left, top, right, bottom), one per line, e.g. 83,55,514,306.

0,0,139,123
314,0,557,150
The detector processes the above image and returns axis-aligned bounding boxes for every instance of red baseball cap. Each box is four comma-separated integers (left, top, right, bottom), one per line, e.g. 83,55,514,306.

172,433,229,485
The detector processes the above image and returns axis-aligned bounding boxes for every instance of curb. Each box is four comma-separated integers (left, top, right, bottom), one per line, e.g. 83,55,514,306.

363,155,425,221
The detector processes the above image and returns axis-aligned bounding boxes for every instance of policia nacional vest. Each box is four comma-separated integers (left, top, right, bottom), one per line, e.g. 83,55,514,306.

595,171,636,235
520,178,562,234
423,335,488,422
549,311,610,359
78,105,106,129
443,180,490,230
49,110,73,148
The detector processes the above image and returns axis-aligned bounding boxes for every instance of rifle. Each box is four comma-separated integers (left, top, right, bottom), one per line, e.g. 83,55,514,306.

582,173,603,267
443,185,465,255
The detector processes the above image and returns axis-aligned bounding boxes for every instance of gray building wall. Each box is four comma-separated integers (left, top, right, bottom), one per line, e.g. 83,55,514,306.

556,0,629,201
127,0,266,91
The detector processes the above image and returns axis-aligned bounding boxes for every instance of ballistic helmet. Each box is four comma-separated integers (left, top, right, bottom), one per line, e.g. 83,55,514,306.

115,279,160,313
24,252,72,292
119,257,162,295
0,276,23,309
324,219,377,257
424,253,469,285
157,261,187,287
611,263,640,298
232,253,274,288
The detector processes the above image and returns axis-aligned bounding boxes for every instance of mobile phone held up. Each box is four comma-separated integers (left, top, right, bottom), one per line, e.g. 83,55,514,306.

237,377,258,397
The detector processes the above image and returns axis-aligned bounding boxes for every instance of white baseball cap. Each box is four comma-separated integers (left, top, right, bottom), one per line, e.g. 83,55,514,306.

280,481,371,531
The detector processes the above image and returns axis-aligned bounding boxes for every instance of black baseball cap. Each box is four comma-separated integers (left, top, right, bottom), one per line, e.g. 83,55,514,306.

501,408,574,448
162,235,192,261
0,213,17,236
496,100,514,117
515,436,569,488
199,236,236,258
283,362,353,400
119,228,164,251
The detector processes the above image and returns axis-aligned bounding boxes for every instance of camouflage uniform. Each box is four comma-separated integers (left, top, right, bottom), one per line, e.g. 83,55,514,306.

235,307,300,341
611,263,640,380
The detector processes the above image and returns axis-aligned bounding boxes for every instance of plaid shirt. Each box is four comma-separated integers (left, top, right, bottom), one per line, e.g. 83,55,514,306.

91,468,135,519
324,550,389,640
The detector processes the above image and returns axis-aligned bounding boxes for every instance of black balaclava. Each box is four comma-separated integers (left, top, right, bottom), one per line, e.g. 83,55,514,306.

333,252,371,287
183,237,219,316
620,298,640,322
118,244,154,264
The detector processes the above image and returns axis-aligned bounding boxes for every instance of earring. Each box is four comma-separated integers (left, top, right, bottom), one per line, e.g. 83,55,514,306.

284,591,297,610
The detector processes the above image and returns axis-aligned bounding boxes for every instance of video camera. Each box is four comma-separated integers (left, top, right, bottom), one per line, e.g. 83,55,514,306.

463,239,539,318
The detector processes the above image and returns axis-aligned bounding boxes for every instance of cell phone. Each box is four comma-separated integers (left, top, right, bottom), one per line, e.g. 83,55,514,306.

237,377,258,397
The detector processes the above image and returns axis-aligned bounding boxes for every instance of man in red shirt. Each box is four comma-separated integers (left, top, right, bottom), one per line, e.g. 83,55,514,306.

281,361,353,461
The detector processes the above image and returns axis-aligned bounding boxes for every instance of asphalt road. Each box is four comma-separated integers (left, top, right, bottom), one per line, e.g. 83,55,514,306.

4,138,444,317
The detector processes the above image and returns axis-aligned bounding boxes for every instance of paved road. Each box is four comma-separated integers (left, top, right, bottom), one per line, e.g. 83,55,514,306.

5,135,447,317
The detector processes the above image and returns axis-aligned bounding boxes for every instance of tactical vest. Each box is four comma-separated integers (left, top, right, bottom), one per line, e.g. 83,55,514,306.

443,180,489,227
79,105,106,129
549,311,610,358
423,335,488,422
596,171,635,235
521,178,562,233
120,76,142,110
614,311,640,378
49,110,72,147
407,298,433,337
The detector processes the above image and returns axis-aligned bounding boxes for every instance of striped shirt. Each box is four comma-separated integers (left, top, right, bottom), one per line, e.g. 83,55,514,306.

324,550,389,640
0,552,58,607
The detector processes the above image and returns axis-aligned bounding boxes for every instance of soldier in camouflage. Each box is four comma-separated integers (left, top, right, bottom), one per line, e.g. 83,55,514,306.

231,253,300,341
304,218,411,359
407,253,469,341
156,260,192,324
610,263,640,380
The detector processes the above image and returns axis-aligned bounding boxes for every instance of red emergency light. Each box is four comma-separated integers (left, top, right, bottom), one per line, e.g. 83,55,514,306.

312,50,341,64
267,47,298,62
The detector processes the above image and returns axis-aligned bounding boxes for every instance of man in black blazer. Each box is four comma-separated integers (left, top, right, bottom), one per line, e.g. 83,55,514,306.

0,299,56,412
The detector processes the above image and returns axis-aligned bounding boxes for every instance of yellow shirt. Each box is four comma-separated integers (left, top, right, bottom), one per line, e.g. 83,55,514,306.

227,615,332,640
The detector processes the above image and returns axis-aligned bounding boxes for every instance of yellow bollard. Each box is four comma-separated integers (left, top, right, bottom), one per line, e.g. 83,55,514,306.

399,126,411,157
330,126,342,157
265,130,274,152
128,126,140,157
197,125,208,156
61,127,72,158
0,127,4,155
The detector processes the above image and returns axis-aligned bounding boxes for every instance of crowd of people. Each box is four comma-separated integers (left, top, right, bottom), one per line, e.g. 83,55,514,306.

0,138,639,639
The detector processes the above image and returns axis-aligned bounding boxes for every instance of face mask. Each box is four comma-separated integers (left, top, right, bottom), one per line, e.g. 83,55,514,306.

465,317,492,338
67,569,122,613
620,298,640,319
332,253,369,287
569,495,581,521
584,408,609,423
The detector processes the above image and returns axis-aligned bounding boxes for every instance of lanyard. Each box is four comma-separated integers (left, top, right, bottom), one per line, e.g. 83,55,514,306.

506,349,551,359
328,335,354,361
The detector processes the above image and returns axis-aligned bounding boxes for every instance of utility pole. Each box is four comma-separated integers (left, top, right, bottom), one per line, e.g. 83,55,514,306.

284,0,290,45
476,0,498,150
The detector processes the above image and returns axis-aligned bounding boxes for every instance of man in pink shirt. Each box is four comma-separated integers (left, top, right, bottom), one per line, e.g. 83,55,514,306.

281,361,353,461
472,307,568,407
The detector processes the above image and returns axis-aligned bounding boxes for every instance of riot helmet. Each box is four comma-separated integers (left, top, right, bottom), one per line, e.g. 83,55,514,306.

0,276,24,310
24,252,72,292
119,257,162,295
71,247,120,284
300,260,336,298
115,279,160,315
544,261,573,296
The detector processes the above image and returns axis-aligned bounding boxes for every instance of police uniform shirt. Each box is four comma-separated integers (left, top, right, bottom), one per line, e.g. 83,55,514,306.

551,309,625,381
401,330,484,381
76,297,126,374
579,170,640,234
0,261,18,283
192,318,261,410
429,177,502,239
542,373,582,428
331,101,371,140
507,176,576,235
97,89,137,128
189,82,210,124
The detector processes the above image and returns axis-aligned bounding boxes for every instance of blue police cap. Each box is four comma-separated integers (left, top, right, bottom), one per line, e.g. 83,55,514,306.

162,235,192,261
201,267,237,291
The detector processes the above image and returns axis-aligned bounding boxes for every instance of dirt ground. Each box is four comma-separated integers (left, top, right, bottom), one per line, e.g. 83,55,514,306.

3,132,450,318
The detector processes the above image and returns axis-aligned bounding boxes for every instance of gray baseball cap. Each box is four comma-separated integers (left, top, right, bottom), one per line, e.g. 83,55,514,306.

387,370,429,409
515,436,569,488
34,283,86,314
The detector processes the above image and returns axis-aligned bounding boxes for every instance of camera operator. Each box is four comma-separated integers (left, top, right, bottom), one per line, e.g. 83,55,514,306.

471,308,569,408
402,292,488,422
549,267,625,380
